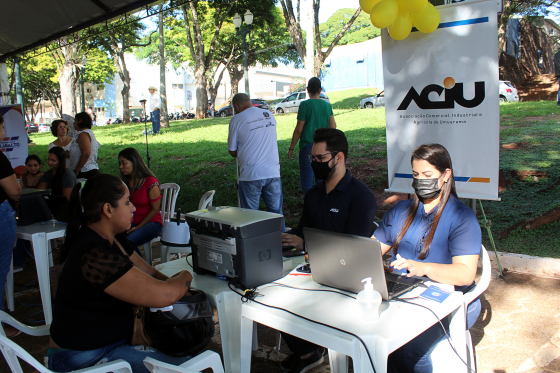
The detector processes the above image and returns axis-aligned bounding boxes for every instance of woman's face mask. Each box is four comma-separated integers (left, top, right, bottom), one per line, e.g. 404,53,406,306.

411,176,443,200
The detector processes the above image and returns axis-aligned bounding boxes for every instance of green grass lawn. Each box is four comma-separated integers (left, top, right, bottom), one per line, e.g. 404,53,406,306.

26,92,560,258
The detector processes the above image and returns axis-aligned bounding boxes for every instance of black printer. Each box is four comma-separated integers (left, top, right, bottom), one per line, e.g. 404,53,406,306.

184,206,284,288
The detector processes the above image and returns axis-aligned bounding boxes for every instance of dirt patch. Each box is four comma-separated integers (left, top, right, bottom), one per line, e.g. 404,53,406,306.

510,170,549,181
208,161,226,169
170,156,187,160
525,115,560,122
499,171,512,192
501,141,532,149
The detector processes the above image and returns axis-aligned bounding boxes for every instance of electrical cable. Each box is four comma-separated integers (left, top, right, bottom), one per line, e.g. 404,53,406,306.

228,282,377,373
229,281,475,373
17,277,41,307
263,282,357,299
390,298,476,373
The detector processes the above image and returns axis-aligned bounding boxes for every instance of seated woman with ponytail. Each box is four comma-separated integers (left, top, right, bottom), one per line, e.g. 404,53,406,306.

47,174,194,373
373,143,481,373
37,146,76,200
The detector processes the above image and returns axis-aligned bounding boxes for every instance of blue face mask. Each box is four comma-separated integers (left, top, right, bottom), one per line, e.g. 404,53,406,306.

412,177,442,200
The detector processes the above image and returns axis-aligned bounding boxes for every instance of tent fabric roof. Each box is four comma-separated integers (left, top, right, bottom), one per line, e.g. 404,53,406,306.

0,0,155,61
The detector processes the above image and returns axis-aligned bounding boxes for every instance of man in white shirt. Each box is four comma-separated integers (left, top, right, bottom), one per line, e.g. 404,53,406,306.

148,86,161,134
228,93,285,231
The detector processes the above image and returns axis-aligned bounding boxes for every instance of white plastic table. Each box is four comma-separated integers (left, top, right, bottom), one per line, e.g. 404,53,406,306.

157,256,304,373
239,275,467,373
16,220,67,325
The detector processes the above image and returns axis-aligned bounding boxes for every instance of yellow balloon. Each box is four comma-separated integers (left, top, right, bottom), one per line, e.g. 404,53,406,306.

410,3,440,33
370,0,399,29
398,0,427,13
360,0,382,14
388,9,412,40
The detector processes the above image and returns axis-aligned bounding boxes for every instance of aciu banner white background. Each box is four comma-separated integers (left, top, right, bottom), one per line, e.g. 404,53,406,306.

382,0,499,200
0,104,28,178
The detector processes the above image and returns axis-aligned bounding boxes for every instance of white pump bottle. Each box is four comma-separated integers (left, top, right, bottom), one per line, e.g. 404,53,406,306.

356,277,382,321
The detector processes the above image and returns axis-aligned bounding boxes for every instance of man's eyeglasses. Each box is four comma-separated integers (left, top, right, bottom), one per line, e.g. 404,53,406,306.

307,151,339,163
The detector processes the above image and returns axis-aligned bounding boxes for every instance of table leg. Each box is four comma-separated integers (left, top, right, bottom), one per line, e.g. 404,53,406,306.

239,314,254,373
216,291,243,373
357,336,386,373
328,349,349,373
448,304,467,373
32,233,52,325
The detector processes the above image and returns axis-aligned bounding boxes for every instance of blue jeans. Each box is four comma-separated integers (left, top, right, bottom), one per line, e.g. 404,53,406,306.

47,340,193,373
127,222,162,247
387,299,482,373
238,178,285,232
0,201,17,312
298,143,320,195
151,109,160,134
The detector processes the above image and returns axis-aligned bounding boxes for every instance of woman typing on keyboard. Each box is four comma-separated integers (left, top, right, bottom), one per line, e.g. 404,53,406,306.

372,143,481,373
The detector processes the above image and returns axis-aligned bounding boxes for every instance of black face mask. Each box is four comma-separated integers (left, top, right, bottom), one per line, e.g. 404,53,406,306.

311,156,337,181
412,177,443,200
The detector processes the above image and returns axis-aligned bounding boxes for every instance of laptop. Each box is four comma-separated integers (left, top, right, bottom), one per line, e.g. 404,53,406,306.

43,194,69,223
303,228,425,300
17,189,52,225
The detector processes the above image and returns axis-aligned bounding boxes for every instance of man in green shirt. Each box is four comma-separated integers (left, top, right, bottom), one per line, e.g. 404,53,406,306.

287,77,336,195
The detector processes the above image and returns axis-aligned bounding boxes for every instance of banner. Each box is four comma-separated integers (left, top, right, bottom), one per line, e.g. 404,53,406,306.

382,0,499,200
0,104,28,178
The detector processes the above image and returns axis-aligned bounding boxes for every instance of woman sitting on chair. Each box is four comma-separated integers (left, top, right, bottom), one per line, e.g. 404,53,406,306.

37,147,77,200
19,155,43,188
118,148,162,248
47,174,193,373
373,143,481,373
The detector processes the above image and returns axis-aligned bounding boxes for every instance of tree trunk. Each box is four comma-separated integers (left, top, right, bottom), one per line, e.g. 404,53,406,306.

195,66,208,119
228,66,244,97
159,5,170,128
59,58,77,117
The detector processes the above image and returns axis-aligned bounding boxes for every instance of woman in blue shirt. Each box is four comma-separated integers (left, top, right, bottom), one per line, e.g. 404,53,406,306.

374,143,481,373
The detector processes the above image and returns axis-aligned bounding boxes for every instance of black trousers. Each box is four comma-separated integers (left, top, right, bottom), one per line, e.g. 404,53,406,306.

76,169,100,180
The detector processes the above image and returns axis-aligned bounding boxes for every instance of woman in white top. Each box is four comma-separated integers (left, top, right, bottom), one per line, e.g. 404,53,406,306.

48,119,73,152
69,112,100,180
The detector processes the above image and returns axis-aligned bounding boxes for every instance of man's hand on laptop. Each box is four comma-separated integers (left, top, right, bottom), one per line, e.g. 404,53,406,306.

281,233,304,251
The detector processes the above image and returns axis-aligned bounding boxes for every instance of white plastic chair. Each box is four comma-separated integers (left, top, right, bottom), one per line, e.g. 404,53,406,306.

0,311,132,373
432,245,491,373
161,190,215,263
144,351,225,373
143,183,180,265
4,256,14,312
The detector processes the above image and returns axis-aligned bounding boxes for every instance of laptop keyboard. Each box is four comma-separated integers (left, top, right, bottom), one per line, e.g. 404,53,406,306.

386,280,412,295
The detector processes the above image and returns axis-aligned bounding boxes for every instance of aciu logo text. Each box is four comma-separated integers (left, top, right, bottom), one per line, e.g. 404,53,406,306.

397,77,485,110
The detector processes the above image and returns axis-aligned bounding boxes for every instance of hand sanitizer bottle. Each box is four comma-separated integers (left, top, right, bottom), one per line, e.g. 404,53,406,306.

356,277,382,321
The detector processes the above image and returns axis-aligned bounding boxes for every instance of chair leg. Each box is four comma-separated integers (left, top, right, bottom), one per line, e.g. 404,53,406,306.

273,330,282,354
143,242,153,266
161,245,169,263
466,330,476,372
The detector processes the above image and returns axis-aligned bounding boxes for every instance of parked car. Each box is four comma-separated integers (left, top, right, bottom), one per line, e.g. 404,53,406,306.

26,123,38,133
360,91,385,109
251,99,270,111
499,81,519,102
217,99,271,118
217,105,233,117
275,91,330,114
38,123,51,133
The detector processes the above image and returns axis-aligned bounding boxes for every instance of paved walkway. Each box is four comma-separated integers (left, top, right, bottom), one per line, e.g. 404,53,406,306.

2,257,560,373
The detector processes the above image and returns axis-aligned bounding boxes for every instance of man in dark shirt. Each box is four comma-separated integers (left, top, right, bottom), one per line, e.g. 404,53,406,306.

280,128,377,373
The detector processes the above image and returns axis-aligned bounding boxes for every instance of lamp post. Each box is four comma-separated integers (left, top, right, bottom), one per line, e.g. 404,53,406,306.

233,10,253,97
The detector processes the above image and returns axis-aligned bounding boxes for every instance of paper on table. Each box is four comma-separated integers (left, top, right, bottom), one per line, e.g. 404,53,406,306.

423,281,454,293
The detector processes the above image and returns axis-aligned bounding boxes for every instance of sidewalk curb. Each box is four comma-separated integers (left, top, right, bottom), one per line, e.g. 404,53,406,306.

486,250,560,279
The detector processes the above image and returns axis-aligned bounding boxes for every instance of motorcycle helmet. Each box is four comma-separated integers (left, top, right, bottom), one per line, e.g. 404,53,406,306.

146,288,215,357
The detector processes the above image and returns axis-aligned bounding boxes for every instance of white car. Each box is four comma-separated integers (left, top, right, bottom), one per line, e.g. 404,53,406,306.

360,91,385,109
275,91,330,114
38,124,51,133
499,81,519,102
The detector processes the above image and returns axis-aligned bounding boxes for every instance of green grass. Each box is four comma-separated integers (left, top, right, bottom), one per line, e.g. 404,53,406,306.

26,92,560,258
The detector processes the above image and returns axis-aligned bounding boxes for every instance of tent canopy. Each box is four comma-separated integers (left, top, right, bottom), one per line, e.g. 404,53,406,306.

0,0,159,62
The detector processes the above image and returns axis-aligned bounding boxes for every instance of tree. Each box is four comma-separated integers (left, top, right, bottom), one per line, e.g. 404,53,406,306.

52,37,83,117
158,4,170,128
498,0,555,53
278,0,362,76
320,8,380,47
94,19,155,123
212,5,299,105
